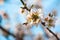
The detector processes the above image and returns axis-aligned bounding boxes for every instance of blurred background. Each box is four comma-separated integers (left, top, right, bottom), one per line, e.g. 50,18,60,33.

0,0,60,40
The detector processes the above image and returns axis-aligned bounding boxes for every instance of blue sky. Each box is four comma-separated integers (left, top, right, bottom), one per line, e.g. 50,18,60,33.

0,0,60,40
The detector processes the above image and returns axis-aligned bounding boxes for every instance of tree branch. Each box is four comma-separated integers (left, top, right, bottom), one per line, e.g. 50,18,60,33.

20,0,31,11
46,27,59,40
41,19,59,40
0,26,16,37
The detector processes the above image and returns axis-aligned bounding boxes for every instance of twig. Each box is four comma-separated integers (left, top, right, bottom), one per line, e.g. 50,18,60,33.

46,27,59,40
41,20,59,40
0,26,16,37
20,0,31,11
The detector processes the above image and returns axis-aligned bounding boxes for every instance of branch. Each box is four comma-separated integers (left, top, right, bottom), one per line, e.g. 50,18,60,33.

41,21,59,40
46,27,59,40
20,0,31,11
0,26,16,37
